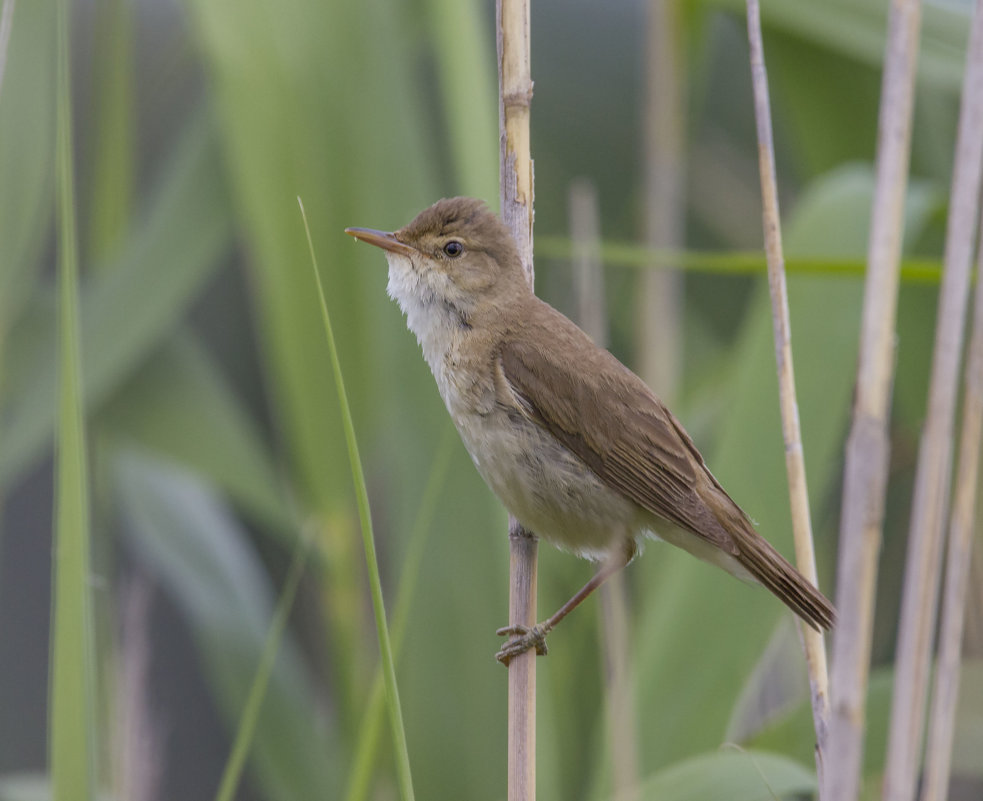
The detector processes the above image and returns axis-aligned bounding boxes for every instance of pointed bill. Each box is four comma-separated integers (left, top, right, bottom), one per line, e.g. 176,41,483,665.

345,227,417,257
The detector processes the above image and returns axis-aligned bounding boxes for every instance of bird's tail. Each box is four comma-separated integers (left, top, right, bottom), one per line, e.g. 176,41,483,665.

655,516,835,631
693,478,836,631
734,529,835,631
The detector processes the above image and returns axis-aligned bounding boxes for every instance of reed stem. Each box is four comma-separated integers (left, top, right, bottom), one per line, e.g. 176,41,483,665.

745,2,830,792
498,2,536,799
882,3,983,798
827,2,923,798
919,189,983,801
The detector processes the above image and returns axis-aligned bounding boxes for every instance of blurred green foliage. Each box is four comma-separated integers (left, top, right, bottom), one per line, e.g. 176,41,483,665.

0,0,981,799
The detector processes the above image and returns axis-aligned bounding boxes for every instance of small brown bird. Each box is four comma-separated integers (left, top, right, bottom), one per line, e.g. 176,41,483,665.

346,197,834,663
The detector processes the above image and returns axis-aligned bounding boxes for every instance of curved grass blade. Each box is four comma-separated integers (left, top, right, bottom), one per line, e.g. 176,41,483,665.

299,198,415,801
344,424,455,801
50,0,96,796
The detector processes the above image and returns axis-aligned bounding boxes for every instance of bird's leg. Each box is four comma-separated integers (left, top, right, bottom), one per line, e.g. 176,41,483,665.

496,543,635,665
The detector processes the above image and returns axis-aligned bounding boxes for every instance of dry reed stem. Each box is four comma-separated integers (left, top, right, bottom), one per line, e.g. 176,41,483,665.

638,0,685,400
497,2,536,800
505,520,538,801
920,186,983,801
498,0,534,279
966,537,983,654
598,567,638,801
570,179,606,347
570,180,639,801
114,575,161,801
883,4,983,799
745,2,830,790
827,2,923,798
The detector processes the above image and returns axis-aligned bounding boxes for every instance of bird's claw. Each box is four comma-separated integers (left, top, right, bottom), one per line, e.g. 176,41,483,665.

495,623,549,665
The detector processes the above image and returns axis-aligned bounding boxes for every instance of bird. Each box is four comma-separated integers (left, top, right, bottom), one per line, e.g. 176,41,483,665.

345,196,835,663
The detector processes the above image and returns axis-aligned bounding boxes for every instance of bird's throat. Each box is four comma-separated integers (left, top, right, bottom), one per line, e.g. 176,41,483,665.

385,255,475,392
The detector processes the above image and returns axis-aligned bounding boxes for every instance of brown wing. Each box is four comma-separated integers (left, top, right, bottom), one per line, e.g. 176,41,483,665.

498,327,735,549
498,308,835,630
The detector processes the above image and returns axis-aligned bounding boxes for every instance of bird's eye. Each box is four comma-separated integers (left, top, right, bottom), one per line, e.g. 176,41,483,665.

443,240,464,258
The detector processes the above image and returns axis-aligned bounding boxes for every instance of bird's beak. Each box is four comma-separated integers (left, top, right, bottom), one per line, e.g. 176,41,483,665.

345,227,417,257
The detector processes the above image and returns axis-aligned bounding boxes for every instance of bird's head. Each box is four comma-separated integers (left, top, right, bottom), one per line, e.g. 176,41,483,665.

346,197,528,334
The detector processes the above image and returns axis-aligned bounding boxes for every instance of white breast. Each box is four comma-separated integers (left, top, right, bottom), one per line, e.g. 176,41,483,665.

386,251,638,560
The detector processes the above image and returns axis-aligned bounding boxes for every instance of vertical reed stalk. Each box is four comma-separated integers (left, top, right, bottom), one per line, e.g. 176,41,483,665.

343,427,454,801
497,2,536,800
114,577,160,801
882,3,983,798
598,561,638,801
920,173,983,801
745,3,830,791
302,201,416,801
498,0,534,275
569,180,639,801
570,179,606,347
639,0,685,401
505,521,538,801
827,2,923,798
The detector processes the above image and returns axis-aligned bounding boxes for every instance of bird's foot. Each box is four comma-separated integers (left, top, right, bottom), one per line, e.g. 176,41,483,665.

495,623,550,665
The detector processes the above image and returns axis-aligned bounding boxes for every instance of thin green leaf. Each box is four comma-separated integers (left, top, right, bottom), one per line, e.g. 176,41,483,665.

50,0,95,797
344,424,456,801
300,198,415,801
534,240,944,282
